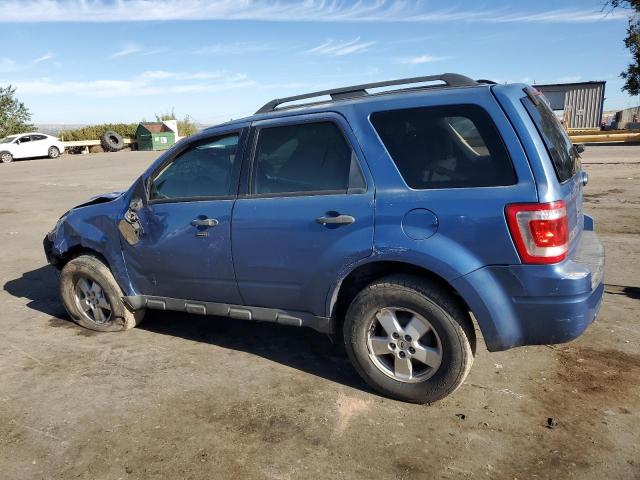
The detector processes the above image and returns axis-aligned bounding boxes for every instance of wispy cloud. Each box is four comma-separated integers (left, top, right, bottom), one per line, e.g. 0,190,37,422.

0,54,57,71
0,1,628,24
141,48,169,56
305,38,375,56
0,58,16,71
193,42,275,55
32,53,54,64
5,70,253,97
111,43,143,59
136,70,178,81
557,75,583,83
136,70,237,81
399,55,445,65
487,10,625,23
257,82,315,90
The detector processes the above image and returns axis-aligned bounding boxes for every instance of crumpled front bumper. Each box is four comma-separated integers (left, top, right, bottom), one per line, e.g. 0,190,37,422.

43,234,61,267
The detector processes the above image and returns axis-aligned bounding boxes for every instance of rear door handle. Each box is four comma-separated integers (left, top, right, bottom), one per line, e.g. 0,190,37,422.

315,214,355,225
191,218,219,227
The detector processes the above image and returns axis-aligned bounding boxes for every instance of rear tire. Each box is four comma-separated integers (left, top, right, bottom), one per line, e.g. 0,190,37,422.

48,146,60,159
1,151,13,163
59,255,144,332
344,274,475,403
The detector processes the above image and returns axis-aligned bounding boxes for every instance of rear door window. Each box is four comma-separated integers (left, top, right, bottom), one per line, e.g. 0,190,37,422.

521,94,580,183
370,104,516,189
251,121,365,195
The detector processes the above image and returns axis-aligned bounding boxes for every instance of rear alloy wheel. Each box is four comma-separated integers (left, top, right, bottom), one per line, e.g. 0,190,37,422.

60,255,144,332
344,274,475,403
1,151,13,163
48,146,60,159
367,307,443,383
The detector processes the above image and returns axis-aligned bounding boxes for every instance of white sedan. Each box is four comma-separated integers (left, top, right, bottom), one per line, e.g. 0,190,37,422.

0,132,64,163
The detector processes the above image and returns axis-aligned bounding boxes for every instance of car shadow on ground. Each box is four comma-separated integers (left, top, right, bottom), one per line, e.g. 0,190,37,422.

142,310,368,392
3,265,66,317
3,265,369,393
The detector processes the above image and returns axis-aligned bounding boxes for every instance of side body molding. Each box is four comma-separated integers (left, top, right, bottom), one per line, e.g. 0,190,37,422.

124,295,334,333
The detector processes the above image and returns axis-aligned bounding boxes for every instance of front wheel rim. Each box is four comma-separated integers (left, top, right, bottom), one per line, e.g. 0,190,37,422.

1,153,11,162
366,307,443,383
49,148,58,157
73,277,113,325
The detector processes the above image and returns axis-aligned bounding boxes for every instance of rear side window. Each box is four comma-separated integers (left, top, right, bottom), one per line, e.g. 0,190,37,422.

252,121,364,195
522,95,579,183
371,105,516,189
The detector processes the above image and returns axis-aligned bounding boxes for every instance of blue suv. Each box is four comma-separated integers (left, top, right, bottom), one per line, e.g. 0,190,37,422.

44,73,604,403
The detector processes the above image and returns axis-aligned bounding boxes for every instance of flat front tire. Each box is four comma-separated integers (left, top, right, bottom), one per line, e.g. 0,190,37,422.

344,274,475,403
59,255,144,332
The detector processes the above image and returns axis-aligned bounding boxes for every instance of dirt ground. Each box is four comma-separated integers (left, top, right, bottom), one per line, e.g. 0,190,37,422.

0,146,638,480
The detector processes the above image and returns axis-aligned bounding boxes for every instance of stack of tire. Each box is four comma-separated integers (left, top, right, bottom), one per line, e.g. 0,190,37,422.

100,131,125,152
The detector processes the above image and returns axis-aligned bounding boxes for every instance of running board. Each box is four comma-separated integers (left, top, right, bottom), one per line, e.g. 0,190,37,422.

123,295,334,334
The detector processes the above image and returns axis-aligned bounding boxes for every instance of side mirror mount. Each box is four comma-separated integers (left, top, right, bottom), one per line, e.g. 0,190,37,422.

129,196,144,212
129,175,149,208
119,176,148,246
574,143,585,155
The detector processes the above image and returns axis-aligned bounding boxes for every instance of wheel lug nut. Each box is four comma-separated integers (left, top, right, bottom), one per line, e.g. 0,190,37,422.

405,335,412,342
389,343,396,350
399,351,406,358
409,347,415,354
392,332,399,339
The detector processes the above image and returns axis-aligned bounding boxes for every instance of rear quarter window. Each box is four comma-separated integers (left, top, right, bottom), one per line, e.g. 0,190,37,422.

521,95,580,183
370,104,516,189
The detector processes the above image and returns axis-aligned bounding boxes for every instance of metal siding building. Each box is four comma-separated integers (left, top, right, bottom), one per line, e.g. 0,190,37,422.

533,81,606,129
616,106,640,129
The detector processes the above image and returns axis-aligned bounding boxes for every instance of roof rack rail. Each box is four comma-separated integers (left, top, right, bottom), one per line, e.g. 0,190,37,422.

255,73,478,114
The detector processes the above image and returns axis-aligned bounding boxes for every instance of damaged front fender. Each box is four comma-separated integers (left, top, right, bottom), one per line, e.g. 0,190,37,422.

44,193,135,296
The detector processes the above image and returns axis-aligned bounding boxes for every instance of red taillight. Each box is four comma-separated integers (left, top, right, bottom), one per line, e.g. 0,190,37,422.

505,201,568,264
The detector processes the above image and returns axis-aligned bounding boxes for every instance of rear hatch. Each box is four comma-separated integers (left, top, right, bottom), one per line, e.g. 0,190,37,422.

521,88,583,255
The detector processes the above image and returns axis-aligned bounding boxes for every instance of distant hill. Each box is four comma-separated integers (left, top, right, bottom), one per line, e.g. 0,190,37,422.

36,124,88,136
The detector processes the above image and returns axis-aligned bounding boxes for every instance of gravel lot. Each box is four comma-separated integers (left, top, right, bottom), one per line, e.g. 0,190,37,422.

1,146,639,479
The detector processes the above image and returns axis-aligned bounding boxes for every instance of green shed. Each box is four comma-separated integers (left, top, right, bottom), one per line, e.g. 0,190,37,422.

136,122,176,151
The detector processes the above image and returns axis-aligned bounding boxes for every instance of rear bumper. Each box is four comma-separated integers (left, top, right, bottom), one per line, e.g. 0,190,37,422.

452,216,604,351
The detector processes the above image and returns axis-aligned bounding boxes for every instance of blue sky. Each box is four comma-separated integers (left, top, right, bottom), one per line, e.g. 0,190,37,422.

1,0,638,125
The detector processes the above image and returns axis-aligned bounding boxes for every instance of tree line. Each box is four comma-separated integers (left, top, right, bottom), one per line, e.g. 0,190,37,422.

0,87,198,140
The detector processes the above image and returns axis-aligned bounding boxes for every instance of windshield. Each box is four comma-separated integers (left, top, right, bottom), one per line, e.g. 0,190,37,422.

0,135,18,144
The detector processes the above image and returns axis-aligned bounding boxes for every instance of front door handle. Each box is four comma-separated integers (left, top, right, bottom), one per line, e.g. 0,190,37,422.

316,214,355,225
191,218,219,227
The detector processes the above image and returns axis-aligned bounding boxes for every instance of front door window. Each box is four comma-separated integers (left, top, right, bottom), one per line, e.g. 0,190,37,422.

150,134,240,201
